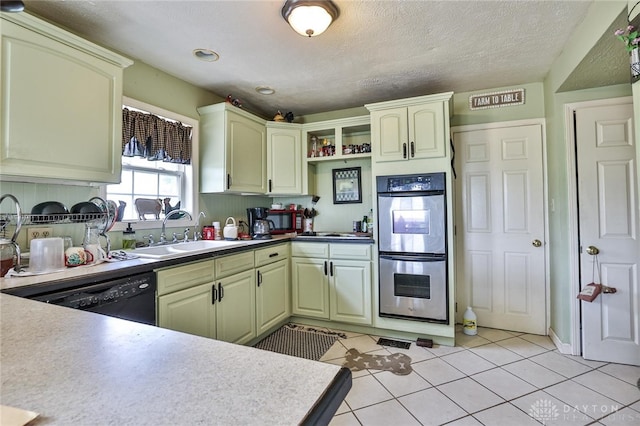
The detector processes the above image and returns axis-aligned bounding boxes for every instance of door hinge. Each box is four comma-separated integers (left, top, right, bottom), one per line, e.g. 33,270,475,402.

455,302,457,313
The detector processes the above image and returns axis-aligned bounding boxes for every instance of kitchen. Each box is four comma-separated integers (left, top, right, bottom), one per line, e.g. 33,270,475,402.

1,1,640,425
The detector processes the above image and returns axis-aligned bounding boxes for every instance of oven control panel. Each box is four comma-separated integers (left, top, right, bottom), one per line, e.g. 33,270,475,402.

377,172,445,193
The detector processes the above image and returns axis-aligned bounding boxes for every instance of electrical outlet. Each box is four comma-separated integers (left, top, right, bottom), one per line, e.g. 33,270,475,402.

27,227,53,248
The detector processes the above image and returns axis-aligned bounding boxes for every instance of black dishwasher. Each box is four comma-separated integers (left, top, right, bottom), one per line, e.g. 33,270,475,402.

5,272,157,326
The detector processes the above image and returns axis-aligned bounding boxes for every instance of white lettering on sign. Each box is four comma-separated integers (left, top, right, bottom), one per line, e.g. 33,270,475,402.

469,89,525,110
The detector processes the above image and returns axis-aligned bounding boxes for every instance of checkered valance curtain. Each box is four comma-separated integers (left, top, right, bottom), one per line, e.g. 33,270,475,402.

122,107,192,164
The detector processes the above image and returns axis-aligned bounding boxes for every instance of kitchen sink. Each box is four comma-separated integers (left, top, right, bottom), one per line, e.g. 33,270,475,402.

132,240,246,259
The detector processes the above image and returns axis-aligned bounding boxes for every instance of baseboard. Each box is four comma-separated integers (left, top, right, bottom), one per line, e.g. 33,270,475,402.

549,327,573,354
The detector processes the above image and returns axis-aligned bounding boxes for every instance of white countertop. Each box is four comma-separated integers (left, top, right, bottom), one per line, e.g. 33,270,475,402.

0,294,346,425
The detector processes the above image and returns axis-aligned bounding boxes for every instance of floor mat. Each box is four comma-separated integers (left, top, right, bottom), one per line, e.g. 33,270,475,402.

377,337,411,349
343,348,413,375
254,323,345,361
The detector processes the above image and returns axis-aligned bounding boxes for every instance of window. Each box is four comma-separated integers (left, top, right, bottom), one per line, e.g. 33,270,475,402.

104,97,199,231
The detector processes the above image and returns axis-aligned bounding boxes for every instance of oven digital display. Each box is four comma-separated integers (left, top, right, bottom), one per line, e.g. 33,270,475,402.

392,210,431,235
394,273,431,299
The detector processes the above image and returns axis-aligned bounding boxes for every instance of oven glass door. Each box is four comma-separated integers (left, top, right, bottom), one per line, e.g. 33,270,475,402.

378,193,445,254
379,255,447,322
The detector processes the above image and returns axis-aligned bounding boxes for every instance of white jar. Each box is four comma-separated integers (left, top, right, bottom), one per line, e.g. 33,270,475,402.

462,306,477,335
213,222,222,240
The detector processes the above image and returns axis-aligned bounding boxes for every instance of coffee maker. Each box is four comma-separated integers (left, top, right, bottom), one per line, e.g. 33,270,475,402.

247,207,272,239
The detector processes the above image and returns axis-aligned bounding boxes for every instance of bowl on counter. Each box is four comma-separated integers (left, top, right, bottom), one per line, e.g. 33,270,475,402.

30,201,69,223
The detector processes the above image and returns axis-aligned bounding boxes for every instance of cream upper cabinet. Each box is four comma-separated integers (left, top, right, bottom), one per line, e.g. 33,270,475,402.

366,93,453,163
0,13,132,184
266,122,302,195
198,103,267,194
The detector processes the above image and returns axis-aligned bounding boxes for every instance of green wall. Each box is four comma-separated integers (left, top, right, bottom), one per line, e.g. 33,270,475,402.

543,1,630,344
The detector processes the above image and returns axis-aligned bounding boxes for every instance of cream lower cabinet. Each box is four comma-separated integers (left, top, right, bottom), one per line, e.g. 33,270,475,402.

157,260,216,338
158,251,256,345
292,242,372,325
0,13,132,183
255,244,290,335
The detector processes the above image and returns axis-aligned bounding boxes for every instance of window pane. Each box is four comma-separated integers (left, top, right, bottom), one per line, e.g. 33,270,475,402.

134,171,159,195
159,174,180,196
110,169,133,193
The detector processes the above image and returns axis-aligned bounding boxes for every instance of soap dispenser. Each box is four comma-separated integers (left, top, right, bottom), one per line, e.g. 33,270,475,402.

122,223,137,249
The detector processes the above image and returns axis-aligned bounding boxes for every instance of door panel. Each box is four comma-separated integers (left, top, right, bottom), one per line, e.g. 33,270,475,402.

576,101,639,365
454,124,546,334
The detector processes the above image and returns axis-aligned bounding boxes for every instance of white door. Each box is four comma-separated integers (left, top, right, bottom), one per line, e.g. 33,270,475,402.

576,100,639,365
454,123,546,334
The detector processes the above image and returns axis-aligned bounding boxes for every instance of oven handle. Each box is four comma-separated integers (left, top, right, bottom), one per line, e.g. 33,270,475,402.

379,254,446,262
377,190,445,197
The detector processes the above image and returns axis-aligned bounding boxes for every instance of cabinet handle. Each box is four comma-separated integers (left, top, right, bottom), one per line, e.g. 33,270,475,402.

257,270,262,287
410,141,415,158
324,260,327,276
212,284,217,305
218,282,224,302
268,253,279,258
330,261,333,277
227,173,231,189
268,179,272,193
402,143,407,159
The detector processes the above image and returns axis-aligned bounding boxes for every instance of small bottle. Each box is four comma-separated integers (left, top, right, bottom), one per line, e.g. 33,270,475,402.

463,306,477,336
361,216,368,233
213,222,222,240
122,223,137,249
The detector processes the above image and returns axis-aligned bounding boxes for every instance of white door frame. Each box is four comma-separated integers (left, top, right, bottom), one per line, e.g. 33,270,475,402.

563,96,634,357
450,118,550,329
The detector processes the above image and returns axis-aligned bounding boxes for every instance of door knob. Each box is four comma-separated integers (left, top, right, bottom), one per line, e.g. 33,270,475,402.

532,239,542,247
586,245,599,255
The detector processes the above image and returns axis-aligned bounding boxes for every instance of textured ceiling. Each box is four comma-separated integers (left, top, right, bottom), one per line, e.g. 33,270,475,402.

19,0,629,118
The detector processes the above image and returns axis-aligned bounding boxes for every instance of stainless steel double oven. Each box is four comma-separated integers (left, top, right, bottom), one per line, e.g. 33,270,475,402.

377,172,448,323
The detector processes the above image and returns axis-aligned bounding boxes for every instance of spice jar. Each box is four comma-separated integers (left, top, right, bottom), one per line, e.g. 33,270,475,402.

0,239,16,277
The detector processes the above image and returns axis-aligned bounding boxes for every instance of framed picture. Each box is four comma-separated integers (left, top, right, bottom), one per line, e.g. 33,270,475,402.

333,167,362,204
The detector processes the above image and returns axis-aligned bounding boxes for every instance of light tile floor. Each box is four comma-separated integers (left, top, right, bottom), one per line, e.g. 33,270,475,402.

319,326,640,426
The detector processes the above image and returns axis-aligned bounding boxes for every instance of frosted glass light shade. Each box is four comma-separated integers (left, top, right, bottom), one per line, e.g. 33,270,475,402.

281,0,339,37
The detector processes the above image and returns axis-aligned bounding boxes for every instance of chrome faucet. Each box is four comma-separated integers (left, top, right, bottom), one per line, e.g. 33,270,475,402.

194,211,206,241
161,209,193,244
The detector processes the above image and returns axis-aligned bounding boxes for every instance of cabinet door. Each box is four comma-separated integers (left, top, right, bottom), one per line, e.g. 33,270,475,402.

158,282,216,338
227,111,267,193
267,127,302,194
291,257,329,319
371,107,408,163
329,260,372,325
408,103,446,159
216,269,256,345
0,17,129,183
256,258,290,334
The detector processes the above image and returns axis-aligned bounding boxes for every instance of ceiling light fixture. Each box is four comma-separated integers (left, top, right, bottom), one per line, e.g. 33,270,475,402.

193,49,220,62
0,0,25,12
281,0,339,38
255,86,275,95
